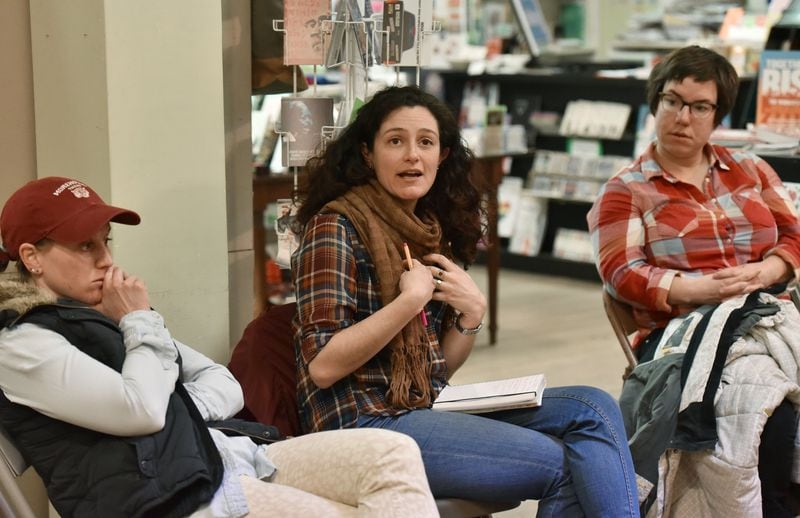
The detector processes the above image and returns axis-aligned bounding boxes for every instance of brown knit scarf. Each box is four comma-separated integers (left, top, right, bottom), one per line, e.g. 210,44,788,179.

324,179,442,409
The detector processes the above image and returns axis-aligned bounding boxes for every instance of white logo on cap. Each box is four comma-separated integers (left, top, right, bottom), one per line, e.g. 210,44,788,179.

71,186,90,198
53,181,91,198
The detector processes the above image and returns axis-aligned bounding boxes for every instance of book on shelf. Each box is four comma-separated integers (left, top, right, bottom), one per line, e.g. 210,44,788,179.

325,0,372,67
633,104,656,157
432,374,547,413
552,228,594,263
483,104,508,154
281,97,334,167
497,176,524,238
756,50,800,139
559,100,630,140
508,190,547,256
283,0,330,65
274,198,301,268
783,181,800,213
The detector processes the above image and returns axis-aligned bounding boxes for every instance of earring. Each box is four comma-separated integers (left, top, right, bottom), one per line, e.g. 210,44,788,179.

31,268,41,274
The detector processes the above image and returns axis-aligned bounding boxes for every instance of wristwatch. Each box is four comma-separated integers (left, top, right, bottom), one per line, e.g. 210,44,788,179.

455,313,483,335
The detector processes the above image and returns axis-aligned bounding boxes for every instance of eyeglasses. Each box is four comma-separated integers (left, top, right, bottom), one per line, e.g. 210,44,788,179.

658,92,717,119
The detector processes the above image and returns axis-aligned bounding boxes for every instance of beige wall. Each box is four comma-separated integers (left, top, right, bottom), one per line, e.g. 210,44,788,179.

223,0,256,348
23,0,252,362
1,2,252,513
0,1,37,203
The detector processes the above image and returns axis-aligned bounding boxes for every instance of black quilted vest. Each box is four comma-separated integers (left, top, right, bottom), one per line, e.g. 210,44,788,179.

0,302,224,518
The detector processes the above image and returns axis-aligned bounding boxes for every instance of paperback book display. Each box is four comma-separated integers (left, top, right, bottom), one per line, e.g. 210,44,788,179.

527,150,629,202
280,97,334,167
756,50,800,138
559,100,631,140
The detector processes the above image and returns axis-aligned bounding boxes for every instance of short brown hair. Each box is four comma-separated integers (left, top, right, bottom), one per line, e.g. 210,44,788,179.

646,45,738,126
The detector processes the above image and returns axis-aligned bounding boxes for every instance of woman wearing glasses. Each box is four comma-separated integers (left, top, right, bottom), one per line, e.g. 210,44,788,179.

588,45,800,516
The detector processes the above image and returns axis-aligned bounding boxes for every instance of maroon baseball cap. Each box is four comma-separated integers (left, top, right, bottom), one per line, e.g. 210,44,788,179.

0,177,140,262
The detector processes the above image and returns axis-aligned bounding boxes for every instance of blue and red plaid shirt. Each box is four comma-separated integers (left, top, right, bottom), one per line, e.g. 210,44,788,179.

292,213,448,433
588,143,800,344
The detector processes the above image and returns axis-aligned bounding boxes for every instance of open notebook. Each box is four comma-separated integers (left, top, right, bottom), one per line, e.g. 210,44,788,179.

432,374,547,413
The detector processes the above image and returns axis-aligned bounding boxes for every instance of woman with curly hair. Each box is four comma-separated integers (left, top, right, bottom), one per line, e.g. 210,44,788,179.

292,85,639,516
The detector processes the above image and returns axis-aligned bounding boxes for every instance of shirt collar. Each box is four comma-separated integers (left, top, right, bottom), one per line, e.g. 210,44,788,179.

640,141,729,182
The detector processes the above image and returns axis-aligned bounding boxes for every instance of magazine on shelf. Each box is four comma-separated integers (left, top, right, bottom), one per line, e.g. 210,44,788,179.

283,0,330,65
756,50,800,138
280,97,334,167
432,374,547,413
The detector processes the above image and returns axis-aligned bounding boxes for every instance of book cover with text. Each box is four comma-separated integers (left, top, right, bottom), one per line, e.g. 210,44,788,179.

381,0,433,66
281,97,334,167
756,50,800,138
284,0,330,65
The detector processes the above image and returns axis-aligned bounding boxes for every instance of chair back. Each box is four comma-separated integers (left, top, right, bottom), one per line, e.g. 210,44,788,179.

230,303,523,517
0,424,36,518
228,302,301,437
602,290,639,379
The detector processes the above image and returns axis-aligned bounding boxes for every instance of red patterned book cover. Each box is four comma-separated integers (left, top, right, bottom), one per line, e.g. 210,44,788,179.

284,0,330,65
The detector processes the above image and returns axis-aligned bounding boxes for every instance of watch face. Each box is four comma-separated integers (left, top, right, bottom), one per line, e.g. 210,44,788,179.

456,315,483,335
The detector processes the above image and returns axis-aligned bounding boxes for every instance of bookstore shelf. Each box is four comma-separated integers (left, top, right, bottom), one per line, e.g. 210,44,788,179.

499,251,598,282
429,69,763,283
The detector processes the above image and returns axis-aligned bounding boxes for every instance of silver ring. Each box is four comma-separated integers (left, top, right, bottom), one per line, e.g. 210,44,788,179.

435,278,443,287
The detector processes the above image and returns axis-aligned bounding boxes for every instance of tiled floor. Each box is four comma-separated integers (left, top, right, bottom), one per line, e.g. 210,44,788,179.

451,266,627,517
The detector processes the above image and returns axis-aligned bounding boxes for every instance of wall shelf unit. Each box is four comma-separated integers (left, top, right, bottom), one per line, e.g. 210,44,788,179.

426,69,779,283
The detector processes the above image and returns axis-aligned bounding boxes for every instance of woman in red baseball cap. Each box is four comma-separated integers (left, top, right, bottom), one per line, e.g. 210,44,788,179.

0,177,437,517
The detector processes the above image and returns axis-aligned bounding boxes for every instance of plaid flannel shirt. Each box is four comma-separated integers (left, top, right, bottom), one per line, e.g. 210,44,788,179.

292,213,448,433
588,143,800,343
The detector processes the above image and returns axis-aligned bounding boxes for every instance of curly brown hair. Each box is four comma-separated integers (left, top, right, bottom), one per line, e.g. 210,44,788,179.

296,85,486,266
646,45,739,127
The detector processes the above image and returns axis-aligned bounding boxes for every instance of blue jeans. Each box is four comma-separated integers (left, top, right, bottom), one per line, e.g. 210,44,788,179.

357,386,639,518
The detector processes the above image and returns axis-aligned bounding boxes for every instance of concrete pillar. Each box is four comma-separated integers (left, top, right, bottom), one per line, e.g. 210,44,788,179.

28,0,252,362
